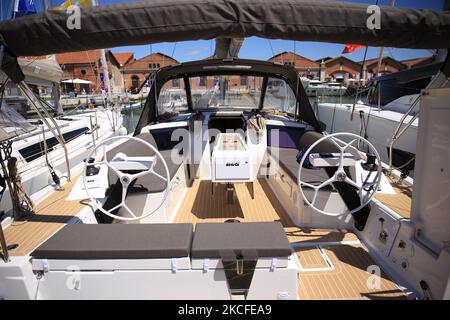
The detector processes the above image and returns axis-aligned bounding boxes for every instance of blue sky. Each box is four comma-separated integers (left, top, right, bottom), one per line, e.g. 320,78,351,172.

43,0,446,62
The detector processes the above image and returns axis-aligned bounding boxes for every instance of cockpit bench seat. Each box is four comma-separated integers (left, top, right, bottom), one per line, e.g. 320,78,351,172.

190,222,292,269
31,224,193,271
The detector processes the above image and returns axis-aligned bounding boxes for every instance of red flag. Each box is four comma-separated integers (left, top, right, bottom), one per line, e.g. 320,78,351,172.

342,44,366,54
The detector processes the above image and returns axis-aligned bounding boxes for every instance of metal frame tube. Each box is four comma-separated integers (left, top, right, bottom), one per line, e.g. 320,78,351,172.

18,81,71,181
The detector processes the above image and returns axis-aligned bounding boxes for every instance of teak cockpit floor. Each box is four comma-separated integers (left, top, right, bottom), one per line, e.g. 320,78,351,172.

175,178,406,300
295,244,406,300
174,179,358,243
3,176,87,256
375,175,412,219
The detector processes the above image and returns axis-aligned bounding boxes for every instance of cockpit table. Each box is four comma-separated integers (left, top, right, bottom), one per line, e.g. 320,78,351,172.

211,133,253,202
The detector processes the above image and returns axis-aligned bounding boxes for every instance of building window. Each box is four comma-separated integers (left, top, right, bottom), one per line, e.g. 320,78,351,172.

199,76,206,86
80,69,86,75
131,75,140,91
240,76,247,86
172,78,180,87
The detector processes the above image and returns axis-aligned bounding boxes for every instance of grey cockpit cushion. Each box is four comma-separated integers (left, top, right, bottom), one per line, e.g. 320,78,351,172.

268,147,329,184
106,132,183,192
191,222,291,259
31,223,193,259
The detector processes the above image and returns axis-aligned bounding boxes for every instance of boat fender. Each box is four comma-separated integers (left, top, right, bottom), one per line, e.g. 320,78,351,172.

118,126,127,136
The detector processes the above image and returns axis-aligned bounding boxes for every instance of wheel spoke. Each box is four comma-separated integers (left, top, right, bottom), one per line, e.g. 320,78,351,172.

106,203,122,214
121,184,128,203
122,204,136,218
317,176,335,190
300,181,317,189
329,136,344,151
133,169,152,179
342,139,357,151
105,161,123,179
149,170,168,182
344,176,359,189
311,189,319,205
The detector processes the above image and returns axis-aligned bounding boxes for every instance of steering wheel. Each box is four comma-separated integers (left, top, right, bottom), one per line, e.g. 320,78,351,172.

297,132,382,217
83,136,170,221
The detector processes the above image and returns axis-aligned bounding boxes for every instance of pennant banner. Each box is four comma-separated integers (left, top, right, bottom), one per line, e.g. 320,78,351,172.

342,44,366,54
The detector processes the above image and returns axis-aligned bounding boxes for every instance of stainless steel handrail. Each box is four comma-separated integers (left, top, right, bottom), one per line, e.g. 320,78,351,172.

387,72,443,173
18,82,71,181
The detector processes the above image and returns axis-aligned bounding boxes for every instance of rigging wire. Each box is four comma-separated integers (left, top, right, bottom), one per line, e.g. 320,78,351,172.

40,126,63,190
267,40,275,59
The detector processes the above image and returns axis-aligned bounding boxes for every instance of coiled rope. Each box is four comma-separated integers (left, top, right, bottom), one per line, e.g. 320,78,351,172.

7,157,35,218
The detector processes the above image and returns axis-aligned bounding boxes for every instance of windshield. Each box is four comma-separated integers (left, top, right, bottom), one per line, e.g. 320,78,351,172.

156,74,298,116
156,78,188,116
189,75,262,110
263,77,297,115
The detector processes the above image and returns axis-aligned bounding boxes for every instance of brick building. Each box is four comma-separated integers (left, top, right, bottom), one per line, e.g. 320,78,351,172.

322,56,363,80
113,52,134,68
55,50,432,95
56,50,123,94
122,52,179,93
362,57,407,79
402,56,435,69
268,52,323,79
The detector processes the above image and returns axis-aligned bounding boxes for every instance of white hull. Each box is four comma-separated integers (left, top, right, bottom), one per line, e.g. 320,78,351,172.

0,109,125,214
306,85,346,97
316,102,418,164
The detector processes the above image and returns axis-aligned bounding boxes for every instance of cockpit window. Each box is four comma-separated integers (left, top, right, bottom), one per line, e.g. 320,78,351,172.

263,77,297,115
156,78,188,116
156,75,298,116
189,75,263,110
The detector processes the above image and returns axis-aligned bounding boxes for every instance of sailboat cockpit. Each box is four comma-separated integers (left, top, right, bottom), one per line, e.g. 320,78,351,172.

1,0,450,300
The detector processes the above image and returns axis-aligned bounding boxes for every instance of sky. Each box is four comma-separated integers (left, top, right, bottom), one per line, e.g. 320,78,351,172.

14,0,448,62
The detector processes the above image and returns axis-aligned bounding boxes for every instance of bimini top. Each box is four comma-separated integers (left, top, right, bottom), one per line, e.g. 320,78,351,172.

1,0,450,82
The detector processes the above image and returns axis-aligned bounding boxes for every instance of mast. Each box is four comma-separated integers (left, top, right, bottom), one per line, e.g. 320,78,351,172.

100,49,112,104
375,0,396,78
92,0,113,105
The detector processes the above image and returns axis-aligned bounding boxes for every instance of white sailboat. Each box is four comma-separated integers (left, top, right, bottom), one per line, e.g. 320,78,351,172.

306,79,347,97
0,0,126,215
0,0,449,301
316,57,449,176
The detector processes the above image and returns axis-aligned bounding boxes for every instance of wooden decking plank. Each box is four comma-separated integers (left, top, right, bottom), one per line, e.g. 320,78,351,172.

375,176,412,219
3,175,88,256
298,244,406,300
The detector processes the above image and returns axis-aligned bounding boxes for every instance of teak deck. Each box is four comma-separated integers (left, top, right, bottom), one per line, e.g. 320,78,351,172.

296,245,406,299
375,175,413,219
3,176,88,256
175,178,406,300
218,133,245,151
174,178,357,242
2,175,407,299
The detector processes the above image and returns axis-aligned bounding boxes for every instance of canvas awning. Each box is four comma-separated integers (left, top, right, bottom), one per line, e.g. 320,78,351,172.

1,0,449,83
0,101,36,143
61,79,92,84
17,55,63,85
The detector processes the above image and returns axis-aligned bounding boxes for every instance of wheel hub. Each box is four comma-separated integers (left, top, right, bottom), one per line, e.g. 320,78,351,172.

336,171,347,182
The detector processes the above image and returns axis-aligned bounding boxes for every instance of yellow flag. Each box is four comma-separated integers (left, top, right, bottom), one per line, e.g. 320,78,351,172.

77,0,93,7
54,0,93,10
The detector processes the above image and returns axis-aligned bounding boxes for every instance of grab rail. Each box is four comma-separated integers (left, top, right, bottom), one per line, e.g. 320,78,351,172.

387,72,446,173
18,82,71,181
